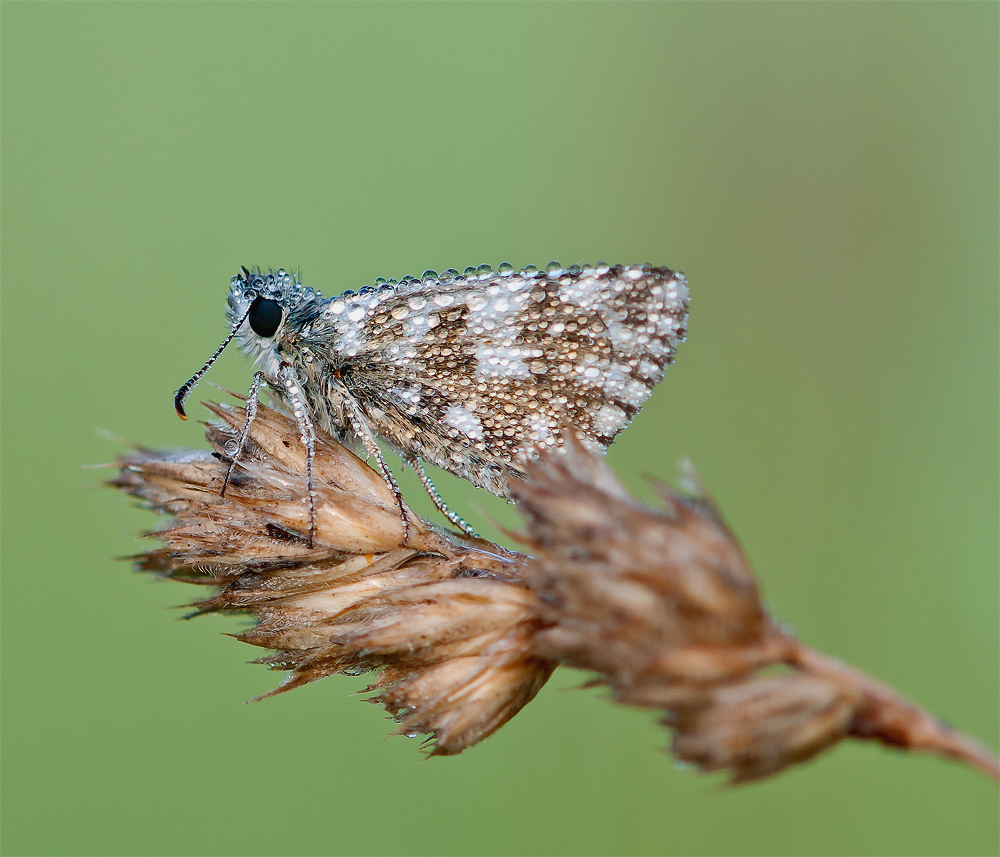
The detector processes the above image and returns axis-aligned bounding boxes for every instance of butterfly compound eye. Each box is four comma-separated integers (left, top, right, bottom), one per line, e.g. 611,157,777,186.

248,296,282,338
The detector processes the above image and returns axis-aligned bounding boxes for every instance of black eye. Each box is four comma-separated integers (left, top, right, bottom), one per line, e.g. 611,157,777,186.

248,296,282,338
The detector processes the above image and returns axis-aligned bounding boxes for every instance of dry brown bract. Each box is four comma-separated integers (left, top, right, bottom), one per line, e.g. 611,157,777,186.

110,400,999,783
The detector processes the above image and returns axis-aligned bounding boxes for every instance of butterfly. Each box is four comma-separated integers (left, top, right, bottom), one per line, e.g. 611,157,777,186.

174,261,689,545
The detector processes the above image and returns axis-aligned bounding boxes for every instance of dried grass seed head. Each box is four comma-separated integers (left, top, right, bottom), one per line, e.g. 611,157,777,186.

112,400,552,755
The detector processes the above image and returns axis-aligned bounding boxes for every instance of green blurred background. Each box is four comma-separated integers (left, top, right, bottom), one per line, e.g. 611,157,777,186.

2,3,997,855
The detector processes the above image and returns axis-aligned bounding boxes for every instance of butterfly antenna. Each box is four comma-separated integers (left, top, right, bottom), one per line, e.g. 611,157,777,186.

174,307,251,420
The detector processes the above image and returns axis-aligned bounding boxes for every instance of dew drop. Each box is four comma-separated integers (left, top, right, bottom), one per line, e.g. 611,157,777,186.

476,263,493,280
497,261,513,276
545,260,563,277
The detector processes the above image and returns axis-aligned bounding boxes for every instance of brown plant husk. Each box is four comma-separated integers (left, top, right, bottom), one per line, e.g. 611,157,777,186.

112,399,551,755
512,433,999,784
109,400,999,783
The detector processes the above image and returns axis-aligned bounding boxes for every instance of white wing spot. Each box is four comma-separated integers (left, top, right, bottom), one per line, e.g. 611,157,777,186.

475,340,531,380
623,378,652,408
594,403,629,436
444,404,484,440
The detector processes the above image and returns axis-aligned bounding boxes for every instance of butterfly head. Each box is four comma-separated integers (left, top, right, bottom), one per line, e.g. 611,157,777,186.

174,266,312,419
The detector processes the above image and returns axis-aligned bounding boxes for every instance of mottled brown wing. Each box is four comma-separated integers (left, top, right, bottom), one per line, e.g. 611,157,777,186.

310,264,689,496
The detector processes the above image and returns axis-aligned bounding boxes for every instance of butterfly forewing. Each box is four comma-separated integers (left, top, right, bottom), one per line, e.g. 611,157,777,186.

301,264,689,496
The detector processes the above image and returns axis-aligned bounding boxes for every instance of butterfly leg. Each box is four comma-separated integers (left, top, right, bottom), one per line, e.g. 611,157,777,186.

221,370,273,497
276,362,318,548
406,456,479,538
341,393,412,545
